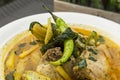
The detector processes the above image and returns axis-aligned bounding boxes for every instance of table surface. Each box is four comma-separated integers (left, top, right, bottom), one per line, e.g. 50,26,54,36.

0,0,53,27
54,0,120,24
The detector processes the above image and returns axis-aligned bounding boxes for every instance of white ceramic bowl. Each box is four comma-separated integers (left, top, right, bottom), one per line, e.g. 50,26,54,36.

0,12,120,80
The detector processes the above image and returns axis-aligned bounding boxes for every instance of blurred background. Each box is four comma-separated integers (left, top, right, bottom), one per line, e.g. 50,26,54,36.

0,0,14,6
0,0,120,13
61,0,120,13
0,0,53,27
0,0,119,27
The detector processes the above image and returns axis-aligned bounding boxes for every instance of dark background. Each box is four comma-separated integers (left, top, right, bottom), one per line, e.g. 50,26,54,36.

61,0,120,13
0,0,53,27
0,0,15,6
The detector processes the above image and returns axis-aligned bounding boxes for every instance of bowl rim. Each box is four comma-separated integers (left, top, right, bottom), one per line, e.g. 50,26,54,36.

0,12,120,80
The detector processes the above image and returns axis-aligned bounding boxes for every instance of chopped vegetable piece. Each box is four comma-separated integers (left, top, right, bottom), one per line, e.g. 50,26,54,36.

23,71,51,80
55,18,68,32
43,6,75,65
30,41,37,45
43,5,68,33
18,43,26,48
41,28,77,53
6,52,15,71
76,38,85,48
45,18,53,44
29,22,44,29
78,58,87,69
56,66,72,80
88,56,97,62
29,22,46,40
51,23,58,36
72,44,79,58
14,71,22,80
86,31,104,46
98,35,105,43
88,47,98,55
19,45,39,58
50,39,74,65
6,71,14,80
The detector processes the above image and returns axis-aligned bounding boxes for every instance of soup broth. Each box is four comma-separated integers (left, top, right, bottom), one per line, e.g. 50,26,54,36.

3,26,120,80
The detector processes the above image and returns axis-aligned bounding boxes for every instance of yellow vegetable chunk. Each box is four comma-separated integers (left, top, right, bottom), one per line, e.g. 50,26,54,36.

30,23,46,40
14,71,22,80
44,18,53,44
32,24,46,38
6,52,15,71
56,66,72,80
19,45,39,58
23,71,51,80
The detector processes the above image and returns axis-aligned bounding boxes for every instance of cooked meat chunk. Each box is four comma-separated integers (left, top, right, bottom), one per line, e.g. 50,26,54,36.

72,45,112,80
36,54,64,80
73,68,92,80
62,56,76,78
46,47,62,61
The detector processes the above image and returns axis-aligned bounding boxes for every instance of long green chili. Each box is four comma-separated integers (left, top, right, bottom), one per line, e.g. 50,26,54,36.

50,39,74,65
43,5,74,65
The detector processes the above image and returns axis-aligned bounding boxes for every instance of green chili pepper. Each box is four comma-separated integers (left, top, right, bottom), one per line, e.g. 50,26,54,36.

43,5,68,33
50,39,74,65
43,5,74,65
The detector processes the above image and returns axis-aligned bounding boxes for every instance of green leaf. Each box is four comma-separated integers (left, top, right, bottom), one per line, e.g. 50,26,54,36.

88,56,97,62
98,35,105,43
86,31,98,46
5,71,14,80
78,34,87,44
90,31,98,45
18,43,26,48
30,41,37,45
73,44,79,58
78,58,87,69
88,47,98,55
41,28,78,53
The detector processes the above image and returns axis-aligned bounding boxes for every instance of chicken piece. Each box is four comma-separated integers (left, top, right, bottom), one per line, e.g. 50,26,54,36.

72,45,112,80
62,56,75,78
97,44,120,79
36,53,64,80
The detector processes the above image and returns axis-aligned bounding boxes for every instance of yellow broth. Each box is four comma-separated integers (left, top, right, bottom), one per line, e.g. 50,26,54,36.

4,27,120,80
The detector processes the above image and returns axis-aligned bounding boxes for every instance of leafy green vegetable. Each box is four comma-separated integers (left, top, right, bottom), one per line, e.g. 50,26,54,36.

90,31,98,42
29,21,44,31
5,71,14,80
30,41,37,45
73,31,104,69
87,47,98,55
86,31,97,46
51,23,58,34
86,31,105,46
36,40,44,43
55,28,78,41
41,28,78,53
78,34,87,44
29,21,46,41
78,58,87,69
88,56,97,62
97,35,105,43
76,39,85,48
72,44,79,58
18,43,26,48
